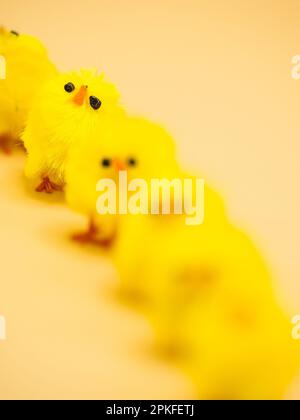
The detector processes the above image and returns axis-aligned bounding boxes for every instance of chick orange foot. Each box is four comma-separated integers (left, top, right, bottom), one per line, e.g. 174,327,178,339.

72,221,116,248
36,177,62,194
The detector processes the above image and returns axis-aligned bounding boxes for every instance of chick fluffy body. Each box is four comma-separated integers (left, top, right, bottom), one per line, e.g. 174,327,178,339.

23,69,123,187
113,173,227,302
0,27,56,148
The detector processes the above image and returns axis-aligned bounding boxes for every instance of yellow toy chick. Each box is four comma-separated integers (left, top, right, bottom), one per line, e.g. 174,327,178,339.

112,174,227,304
141,223,276,350
184,246,300,400
23,69,123,193
0,27,56,154
116,214,300,399
183,266,300,399
65,116,179,246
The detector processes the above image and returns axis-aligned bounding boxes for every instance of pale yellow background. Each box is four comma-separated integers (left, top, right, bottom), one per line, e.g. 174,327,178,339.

1,0,300,399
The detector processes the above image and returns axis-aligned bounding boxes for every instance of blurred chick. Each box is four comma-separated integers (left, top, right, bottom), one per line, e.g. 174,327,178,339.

65,116,179,246
0,27,56,154
117,215,300,398
113,174,227,305
142,223,276,352
23,69,123,193
183,271,300,399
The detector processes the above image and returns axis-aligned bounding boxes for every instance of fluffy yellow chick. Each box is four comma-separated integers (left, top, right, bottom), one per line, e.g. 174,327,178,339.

143,223,275,349
65,116,179,246
0,27,56,154
183,273,300,399
118,215,300,398
113,175,227,304
23,69,123,193
193,307,299,400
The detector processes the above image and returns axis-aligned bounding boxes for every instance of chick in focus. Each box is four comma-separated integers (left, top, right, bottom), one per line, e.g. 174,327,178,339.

23,69,123,193
65,116,179,246
0,27,56,154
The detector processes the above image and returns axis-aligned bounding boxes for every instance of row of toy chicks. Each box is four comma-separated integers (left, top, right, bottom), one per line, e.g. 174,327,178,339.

1,28,300,400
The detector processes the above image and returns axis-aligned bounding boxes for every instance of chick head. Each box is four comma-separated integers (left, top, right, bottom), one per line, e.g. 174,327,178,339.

0,28,56,139
36,69,122,125
96,117,178,182
66,116,179,215
0,27,47,52
0,27,54,79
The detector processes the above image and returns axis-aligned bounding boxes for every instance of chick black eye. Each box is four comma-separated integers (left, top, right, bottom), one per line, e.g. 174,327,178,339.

90,96,102,110
64,82,75,93
11,30,19,36
101,158,111,168
127,158,137,167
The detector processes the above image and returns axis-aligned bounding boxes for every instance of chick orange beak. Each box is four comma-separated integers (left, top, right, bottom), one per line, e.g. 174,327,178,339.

73,85,88,106
113,159,126,172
